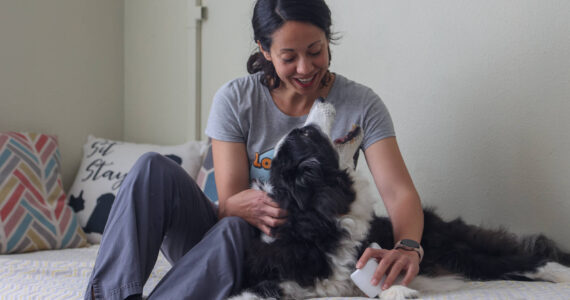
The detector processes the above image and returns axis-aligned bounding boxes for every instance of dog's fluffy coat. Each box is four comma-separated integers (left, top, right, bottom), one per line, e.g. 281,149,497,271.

231,101,570,300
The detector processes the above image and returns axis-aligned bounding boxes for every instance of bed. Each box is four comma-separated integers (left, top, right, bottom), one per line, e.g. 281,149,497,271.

0,244,569,299
1,133,570,299
0,245,166,299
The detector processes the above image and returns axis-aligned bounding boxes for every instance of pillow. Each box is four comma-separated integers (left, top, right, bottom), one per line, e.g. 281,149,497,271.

196,140,218,204
67,135,207,244
0,132,88,254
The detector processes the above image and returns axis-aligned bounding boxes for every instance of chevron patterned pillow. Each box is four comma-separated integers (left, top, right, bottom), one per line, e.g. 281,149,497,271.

0,132,88,253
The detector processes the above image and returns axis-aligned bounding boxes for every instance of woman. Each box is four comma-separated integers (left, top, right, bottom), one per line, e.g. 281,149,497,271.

86,0,423,299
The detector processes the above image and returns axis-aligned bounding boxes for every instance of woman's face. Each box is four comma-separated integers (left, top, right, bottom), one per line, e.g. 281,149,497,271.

260,21,330,97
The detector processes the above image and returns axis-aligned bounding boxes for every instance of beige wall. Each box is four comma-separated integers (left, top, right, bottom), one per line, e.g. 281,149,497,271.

124,0,201,145
0,0,124,190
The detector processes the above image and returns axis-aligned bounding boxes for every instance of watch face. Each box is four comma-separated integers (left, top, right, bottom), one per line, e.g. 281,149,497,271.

401,239,419,248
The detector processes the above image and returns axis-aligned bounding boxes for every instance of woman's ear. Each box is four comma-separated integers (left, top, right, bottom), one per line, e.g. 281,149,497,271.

257,41,272,61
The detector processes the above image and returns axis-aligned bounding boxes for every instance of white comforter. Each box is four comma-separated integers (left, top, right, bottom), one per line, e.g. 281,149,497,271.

0,245,569,299
0,245,168,299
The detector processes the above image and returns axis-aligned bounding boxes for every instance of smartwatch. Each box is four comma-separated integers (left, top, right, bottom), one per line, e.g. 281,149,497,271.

394,239,424,262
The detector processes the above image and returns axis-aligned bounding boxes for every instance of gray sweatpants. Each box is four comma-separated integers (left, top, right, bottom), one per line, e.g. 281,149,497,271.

85,152,255,300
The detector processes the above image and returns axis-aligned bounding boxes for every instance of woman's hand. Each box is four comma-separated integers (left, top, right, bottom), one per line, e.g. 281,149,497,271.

356,247,420,290
224,189,288,235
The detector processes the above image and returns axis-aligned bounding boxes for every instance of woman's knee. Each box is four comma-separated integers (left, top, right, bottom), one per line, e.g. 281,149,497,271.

130,152,189,180
115,152,195,209
217,216,247,227
216,217,254,237
134,152,171,170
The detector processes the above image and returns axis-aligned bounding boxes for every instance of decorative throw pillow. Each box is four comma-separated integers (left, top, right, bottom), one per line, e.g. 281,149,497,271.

0,132,88,254
196,140,218,204
67,135,207,244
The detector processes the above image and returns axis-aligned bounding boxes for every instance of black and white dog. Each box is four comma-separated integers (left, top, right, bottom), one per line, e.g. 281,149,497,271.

231,101,570,300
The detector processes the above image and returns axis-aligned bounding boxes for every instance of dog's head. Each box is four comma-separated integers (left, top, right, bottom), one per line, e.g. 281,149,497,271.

269,120,355,222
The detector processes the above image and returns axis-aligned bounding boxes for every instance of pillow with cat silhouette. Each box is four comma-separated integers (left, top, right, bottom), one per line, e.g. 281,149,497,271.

67,135,207,244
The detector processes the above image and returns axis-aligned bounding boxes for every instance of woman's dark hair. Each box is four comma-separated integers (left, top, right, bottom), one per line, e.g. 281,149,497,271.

247,0,335,90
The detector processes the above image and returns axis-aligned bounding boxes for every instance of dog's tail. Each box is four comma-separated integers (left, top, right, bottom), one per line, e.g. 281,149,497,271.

521,234,570,267
419,209,566,281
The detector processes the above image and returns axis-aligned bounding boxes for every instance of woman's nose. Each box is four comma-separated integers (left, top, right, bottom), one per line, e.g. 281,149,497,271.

296,57,313,75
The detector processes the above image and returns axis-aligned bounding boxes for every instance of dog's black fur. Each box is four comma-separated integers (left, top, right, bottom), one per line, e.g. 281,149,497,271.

240,124,570,298
244,125,356,297
367,211,570,281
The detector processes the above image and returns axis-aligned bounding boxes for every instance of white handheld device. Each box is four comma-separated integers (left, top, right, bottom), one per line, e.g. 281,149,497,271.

350,242,385,298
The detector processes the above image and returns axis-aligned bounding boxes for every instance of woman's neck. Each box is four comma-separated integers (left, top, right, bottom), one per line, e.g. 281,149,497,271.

271,90,316,117
270,73,335,117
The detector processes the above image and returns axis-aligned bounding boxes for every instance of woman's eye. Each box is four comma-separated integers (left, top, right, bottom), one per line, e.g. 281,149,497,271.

309,51,321,56
283,57,295,63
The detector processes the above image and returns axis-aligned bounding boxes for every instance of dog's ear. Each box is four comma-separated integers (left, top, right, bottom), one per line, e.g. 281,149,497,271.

304,168,354,217
295,158,321,187
292,157,322,210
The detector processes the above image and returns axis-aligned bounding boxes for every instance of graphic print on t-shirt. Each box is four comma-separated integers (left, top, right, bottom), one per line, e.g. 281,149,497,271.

250,148,274,182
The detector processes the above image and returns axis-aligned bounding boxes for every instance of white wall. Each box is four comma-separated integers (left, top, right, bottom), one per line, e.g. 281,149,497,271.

0,0,124,190
200,0,256,140
329,0,570,248
199,1,570,249
2,0,568,249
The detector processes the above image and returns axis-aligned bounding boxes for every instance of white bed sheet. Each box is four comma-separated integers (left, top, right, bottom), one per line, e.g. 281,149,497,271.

0,245,168,299
0,245,569,299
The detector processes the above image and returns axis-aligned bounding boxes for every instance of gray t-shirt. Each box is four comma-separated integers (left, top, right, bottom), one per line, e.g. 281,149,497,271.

205,72,395,182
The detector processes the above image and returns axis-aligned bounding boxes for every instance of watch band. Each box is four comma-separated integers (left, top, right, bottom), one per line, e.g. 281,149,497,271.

394,239,424,262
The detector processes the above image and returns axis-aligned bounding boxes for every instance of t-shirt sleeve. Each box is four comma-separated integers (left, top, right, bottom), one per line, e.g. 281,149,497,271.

204,81,246,143
361,89,396,150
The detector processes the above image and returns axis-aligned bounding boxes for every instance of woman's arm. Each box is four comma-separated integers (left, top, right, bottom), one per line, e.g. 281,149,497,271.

365,137,423,243
212,139,287,235
357,136,424,290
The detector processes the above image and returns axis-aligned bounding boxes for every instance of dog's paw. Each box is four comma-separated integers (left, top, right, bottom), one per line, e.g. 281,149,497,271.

528,262,570,283
378,285,419,300
228,291,274,300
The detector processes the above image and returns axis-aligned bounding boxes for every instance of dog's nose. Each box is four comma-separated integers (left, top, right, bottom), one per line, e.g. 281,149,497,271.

317,97,326,103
